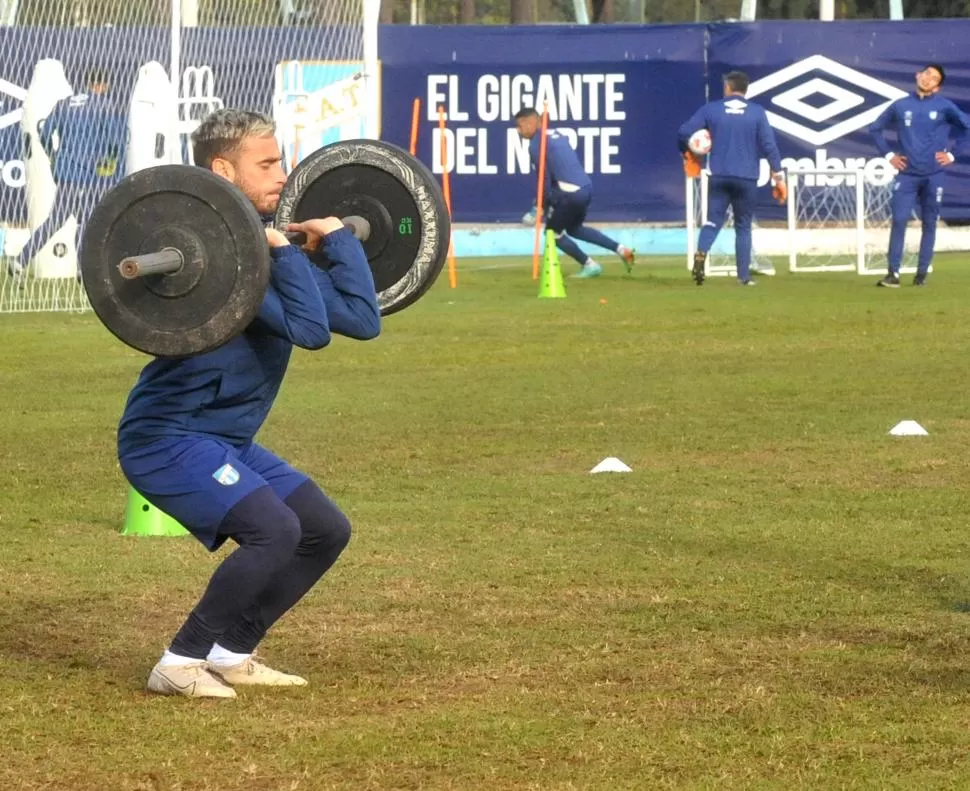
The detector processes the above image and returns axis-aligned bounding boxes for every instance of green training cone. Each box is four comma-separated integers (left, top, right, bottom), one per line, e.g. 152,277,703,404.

122,488,190,537
538,230,566,299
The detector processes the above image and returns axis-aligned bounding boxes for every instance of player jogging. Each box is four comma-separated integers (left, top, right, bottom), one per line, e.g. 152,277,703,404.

514,107,635,279
869,63,970,287
678,70,786,286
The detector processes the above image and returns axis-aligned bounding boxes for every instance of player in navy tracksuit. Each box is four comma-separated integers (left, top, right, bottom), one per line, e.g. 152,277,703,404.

869,64,970,287
678,70,786,286
118,110,381,698
16,69,127,276
514,108,635,279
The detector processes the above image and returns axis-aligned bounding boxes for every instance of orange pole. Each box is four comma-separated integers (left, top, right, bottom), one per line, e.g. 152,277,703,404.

531,105,549,281
437,105,457,289
409,97,421,157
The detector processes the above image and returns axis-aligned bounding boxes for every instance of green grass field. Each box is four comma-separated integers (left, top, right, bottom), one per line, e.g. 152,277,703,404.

3,255,970,790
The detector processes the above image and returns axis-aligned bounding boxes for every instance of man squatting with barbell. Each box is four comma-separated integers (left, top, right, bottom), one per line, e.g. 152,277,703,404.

118,109,381,698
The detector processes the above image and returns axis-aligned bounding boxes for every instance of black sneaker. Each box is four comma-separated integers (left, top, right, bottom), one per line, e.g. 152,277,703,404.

877,273,900,288
692,251,706,286
913,274,927,287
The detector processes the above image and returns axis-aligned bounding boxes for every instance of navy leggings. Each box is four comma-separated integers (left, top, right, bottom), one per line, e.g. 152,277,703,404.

698,176,758,281
546,189,620,267
169,480,352,658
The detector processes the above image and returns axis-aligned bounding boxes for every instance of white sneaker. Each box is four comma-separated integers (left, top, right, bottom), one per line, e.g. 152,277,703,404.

147,661,237,699
209,657,308,687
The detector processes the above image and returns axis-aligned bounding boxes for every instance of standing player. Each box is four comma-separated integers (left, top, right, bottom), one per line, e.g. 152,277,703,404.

514,107,635,279
119,109,381,698
869,64,970,287
15,68,127,276
678,70,786,286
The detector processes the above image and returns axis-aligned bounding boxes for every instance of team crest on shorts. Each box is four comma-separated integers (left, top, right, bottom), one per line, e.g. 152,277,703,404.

213,464,240,486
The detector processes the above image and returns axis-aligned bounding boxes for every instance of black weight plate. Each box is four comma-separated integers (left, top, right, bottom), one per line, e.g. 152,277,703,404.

80,165,270,357
275,139,450,316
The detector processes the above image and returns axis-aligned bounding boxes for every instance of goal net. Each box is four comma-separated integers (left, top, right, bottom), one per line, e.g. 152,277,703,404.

0,0,378,315
784,169,919,275
685,169,918,278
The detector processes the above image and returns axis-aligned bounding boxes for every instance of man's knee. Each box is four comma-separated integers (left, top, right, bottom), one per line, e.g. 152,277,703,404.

221,487,302,563
320,510,352,553
284,481,353,553
303,501,352,553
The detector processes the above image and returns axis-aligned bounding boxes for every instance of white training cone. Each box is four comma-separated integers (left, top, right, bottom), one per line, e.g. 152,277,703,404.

590,457,632,474
889,420,928,436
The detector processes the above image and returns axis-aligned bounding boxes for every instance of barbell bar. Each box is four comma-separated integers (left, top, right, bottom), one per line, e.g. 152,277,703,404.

117,216,372,280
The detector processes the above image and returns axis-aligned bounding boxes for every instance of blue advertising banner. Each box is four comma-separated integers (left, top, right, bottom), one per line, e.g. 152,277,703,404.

706,21,970,223
378,25,707,223
2,22,970,227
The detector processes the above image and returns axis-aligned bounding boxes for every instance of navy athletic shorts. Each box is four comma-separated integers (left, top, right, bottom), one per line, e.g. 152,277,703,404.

119,436,310,550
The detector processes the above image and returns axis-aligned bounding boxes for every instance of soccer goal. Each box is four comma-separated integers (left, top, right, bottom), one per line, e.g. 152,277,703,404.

784,168,919,275
0,0,380,316
685,168,918,278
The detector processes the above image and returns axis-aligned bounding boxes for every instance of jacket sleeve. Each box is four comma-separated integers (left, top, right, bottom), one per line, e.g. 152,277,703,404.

307,228,381,341
756,110,783,173
677,105,709,153
869,102,898,157
255,245,331,349
945,101,970,159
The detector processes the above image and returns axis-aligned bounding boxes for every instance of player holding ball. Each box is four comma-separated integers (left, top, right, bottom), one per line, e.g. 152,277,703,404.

678,70,786,287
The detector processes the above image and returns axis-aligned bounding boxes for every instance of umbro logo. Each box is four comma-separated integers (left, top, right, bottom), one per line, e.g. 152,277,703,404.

0,77,27,131
724,98,747,115
747,55,906,146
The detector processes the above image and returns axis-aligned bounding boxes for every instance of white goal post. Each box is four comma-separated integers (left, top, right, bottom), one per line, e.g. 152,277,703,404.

685,168,920,277
785,168,921,276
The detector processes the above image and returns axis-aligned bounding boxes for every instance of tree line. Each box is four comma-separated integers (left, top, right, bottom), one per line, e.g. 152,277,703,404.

11,0,969,27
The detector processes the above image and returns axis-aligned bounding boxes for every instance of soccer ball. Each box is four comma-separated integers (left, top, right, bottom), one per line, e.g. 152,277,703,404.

688,129,712,156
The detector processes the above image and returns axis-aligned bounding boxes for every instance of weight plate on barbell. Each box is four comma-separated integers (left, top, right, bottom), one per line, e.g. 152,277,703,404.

275,139,450,316
80,165,270,358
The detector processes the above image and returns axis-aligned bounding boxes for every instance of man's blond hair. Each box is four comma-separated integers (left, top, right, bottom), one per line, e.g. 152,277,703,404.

191,109,276,169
